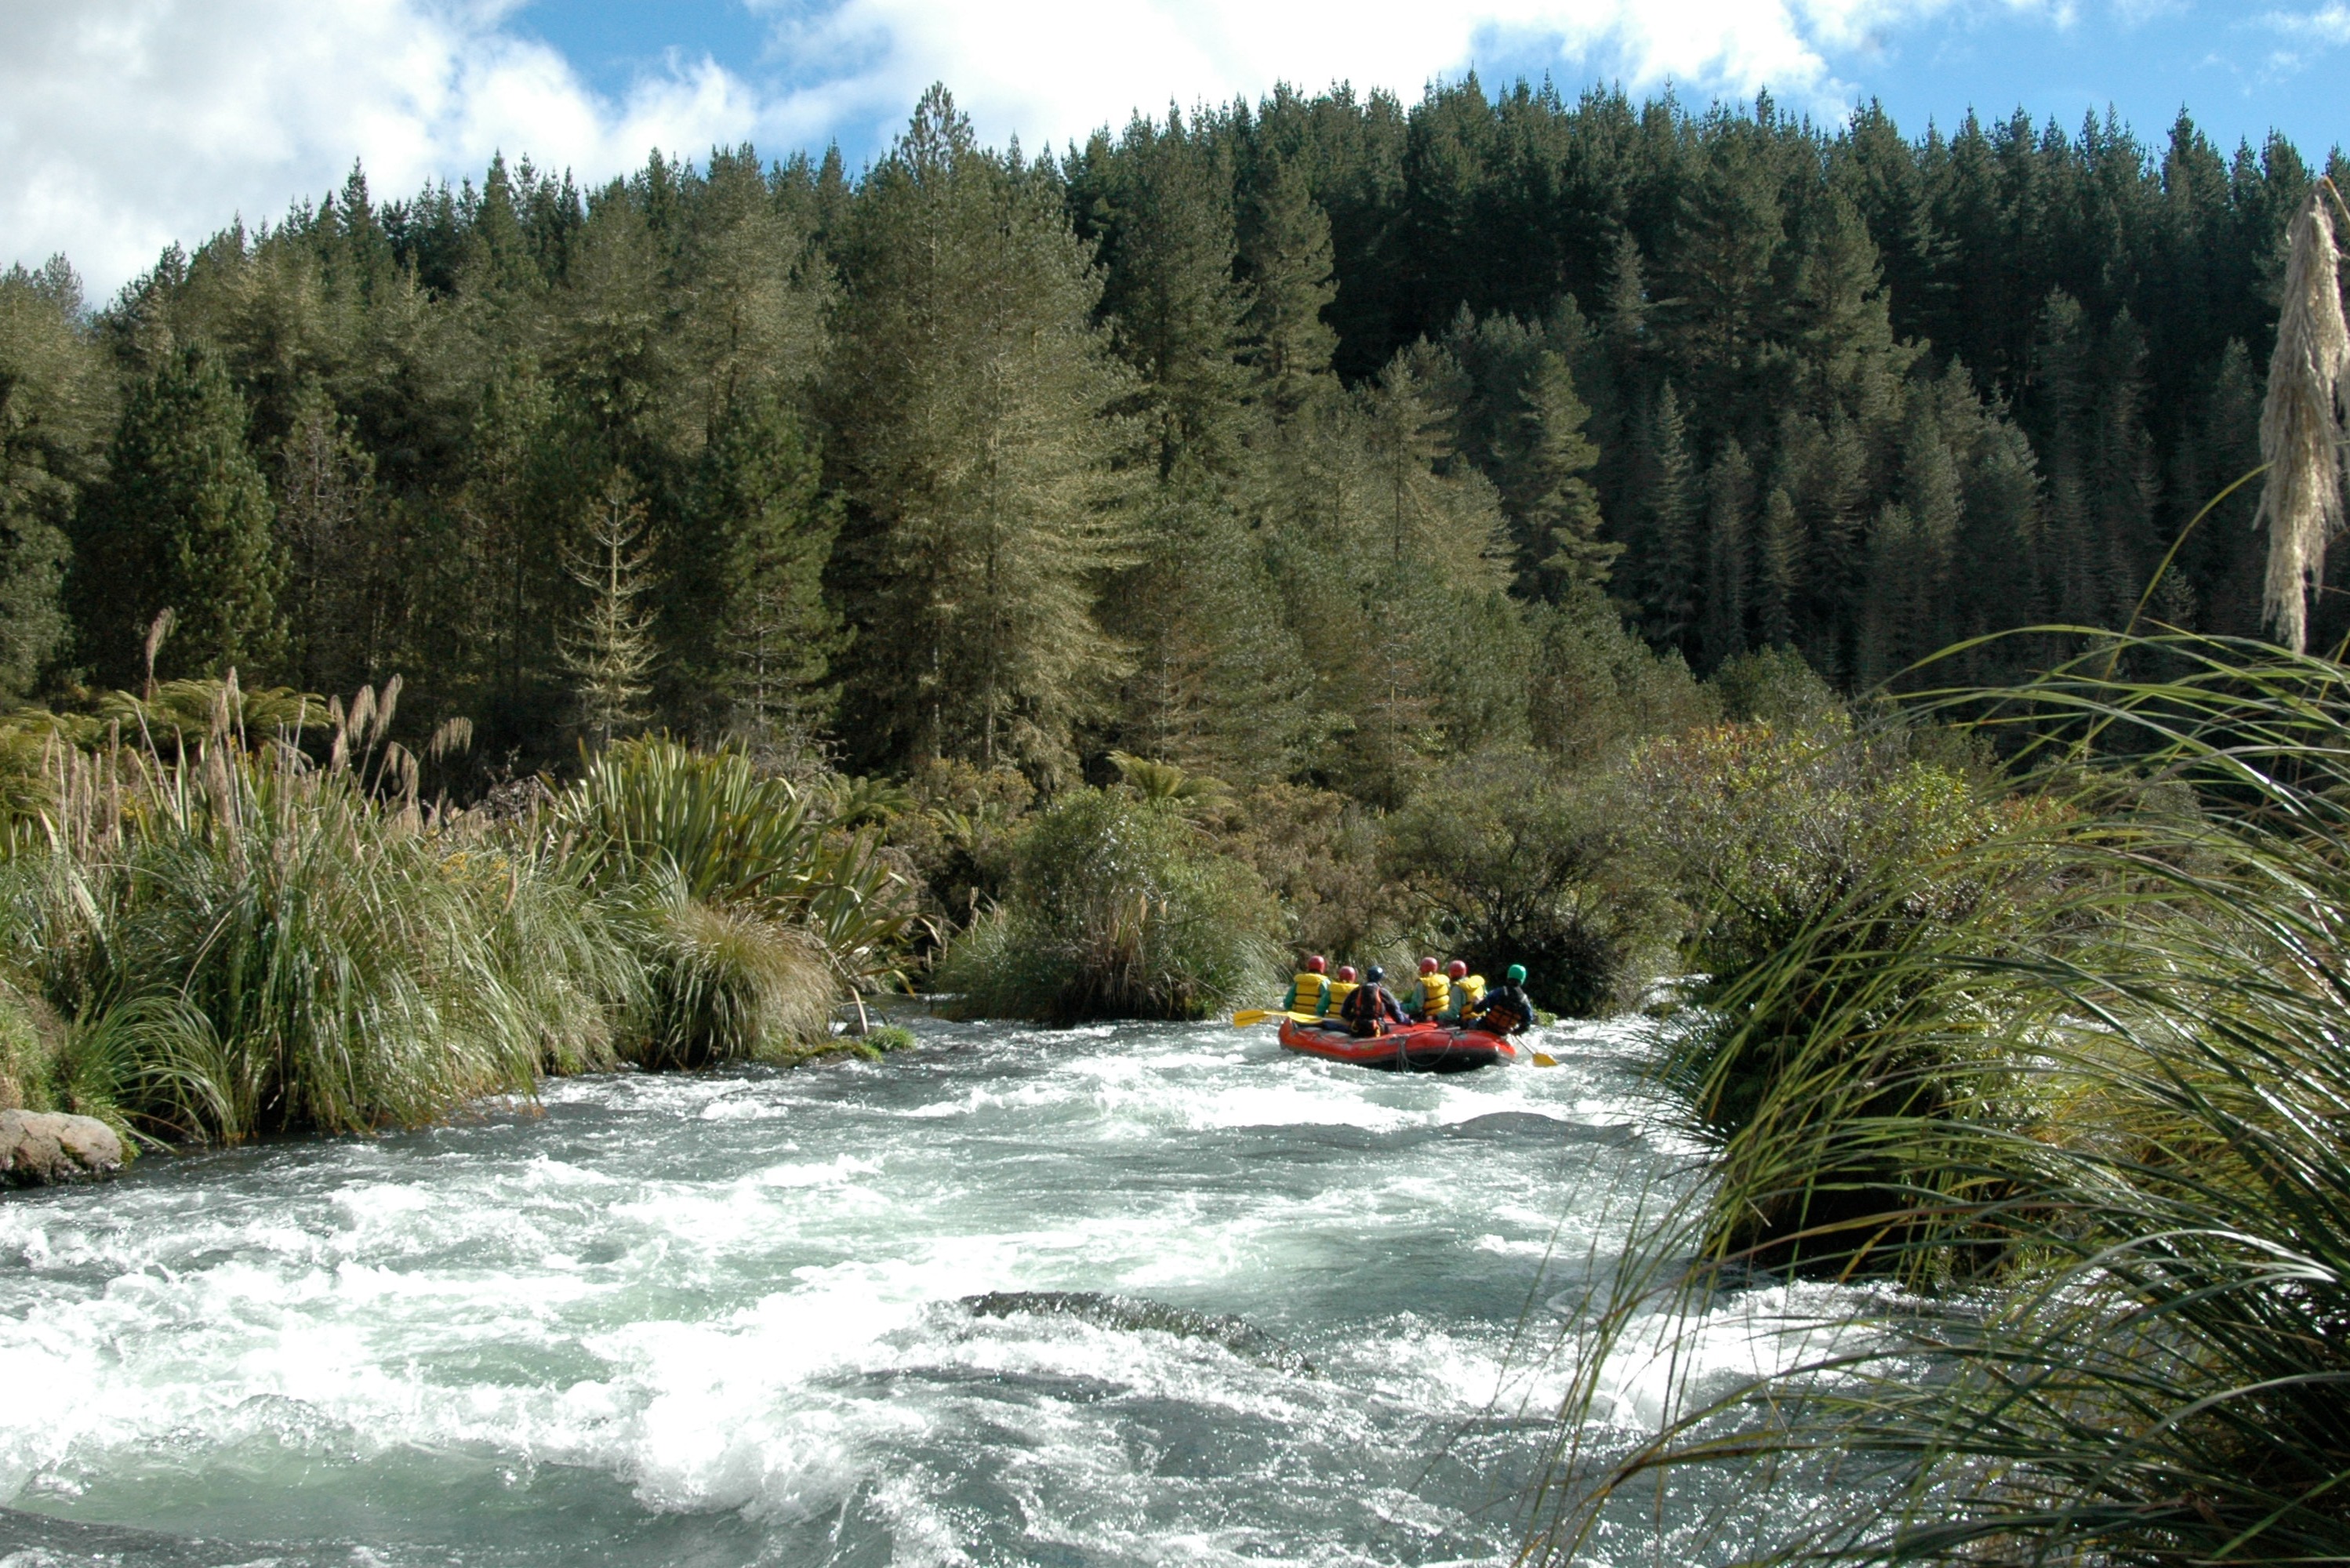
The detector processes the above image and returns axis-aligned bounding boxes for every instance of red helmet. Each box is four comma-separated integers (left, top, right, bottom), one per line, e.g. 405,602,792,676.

1447,960,1468,979
1337,965,1358,982
1418,957,1438,975
1305,955,1327,974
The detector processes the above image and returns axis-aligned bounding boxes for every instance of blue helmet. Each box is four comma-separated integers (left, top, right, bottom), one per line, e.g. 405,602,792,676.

1365,964,1386,982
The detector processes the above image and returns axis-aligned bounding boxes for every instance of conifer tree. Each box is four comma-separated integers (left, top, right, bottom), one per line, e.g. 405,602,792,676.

1667,118,1786,416
1630,381,1701,652
668,389,842,742
555,188,670,466
675,146,827,430
449,364,572,731
74,343,283,684
1360,343,1509,585
0,260,102,701
1088,114,1253,479
1755,485,1801,646
1516,350,1620,597
1785,190,1916,425
1800,406,1871,675
823,86,1136,779
1702,439,1755,666
277,383,382,695
1240,157,1339,420
1106,491,1312,782
561,473,659,748
1857,502,1921,688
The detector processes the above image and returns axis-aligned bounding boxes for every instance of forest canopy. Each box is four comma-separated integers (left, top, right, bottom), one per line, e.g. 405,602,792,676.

5,78,2330,786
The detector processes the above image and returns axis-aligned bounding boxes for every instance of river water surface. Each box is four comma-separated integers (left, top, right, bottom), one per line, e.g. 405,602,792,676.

0,1017,1855,1566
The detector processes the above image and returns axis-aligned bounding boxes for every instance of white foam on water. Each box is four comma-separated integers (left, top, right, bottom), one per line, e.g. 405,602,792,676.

0,1015,1872,1566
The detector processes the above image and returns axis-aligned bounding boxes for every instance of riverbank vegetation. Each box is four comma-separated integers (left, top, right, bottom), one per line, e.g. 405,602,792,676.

0,690,915,1141
1537,635,2350,1563
1524,190,2350,1563
0,60,2343,1560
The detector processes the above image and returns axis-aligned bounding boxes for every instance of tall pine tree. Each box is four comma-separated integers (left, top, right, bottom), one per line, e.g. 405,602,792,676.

823,87,1137,779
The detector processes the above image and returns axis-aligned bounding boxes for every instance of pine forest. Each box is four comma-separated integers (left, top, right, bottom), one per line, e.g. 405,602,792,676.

9,81,2324,784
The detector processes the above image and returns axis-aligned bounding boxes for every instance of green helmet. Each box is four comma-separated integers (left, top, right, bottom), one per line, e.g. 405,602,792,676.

1506,964,1527,984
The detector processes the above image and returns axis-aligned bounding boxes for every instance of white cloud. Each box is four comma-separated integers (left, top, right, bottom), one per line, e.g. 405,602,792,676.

2267,2,2350,40
0,0,2058,296
0,0,763,297
761,0,2072,156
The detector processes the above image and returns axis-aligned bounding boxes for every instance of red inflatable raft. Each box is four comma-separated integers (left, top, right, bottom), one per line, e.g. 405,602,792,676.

1277,1015,1527,1072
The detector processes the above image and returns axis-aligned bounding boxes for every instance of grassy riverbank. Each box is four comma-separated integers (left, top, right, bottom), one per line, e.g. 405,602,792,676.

0,690,914,1145
1541,631,2350,1564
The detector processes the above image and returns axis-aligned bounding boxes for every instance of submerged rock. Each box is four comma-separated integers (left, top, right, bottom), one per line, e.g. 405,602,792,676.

0,1109,125,1185
959,1289,1317,1376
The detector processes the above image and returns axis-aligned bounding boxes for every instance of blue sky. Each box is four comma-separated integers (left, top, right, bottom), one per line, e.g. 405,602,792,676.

5,0,2349,296
509,0,2349,163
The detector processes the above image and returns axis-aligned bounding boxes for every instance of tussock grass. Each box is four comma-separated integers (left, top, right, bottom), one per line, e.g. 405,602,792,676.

2,728,616,1141
0,692,921,1145
550,735,919,1059
1535,631,2350,1565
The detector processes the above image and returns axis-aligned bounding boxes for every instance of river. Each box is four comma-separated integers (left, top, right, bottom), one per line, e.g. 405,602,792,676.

0,1017,1858,1566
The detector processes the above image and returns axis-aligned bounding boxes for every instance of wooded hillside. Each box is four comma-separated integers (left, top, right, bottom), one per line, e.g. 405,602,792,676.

4,80,2328,786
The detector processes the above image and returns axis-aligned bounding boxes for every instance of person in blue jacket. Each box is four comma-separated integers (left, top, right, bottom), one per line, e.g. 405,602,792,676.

1466,964,1535,1036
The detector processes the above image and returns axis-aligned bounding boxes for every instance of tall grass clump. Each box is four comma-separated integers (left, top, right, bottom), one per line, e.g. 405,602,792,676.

2,690,624,1142
1535,631,2350,1566
550,736,915,1064
934,786,1279,1023
1628,713,2035,1273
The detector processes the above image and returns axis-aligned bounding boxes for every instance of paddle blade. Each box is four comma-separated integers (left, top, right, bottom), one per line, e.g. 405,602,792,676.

1230,1009,1274,1027
1530,1051,1558,1067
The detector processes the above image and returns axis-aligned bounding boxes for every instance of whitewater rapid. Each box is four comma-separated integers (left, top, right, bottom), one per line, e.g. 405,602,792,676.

0,1017,1857,1566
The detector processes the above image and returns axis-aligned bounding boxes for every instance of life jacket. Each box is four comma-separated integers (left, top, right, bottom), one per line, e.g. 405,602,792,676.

1457,975,1487,1011
1288,971,1331,1015
1342,983,1393,1037
1476,985,1532,1034
1411,974,1450,1020
1327,981,1358,1016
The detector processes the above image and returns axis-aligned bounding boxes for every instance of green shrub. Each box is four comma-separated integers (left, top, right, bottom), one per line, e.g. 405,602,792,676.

551,736,921,1059
611,873,834,1069
933,789,1279,1023
1629,716,2032,1270
1382,750,1671,1017
1222,782,1402,962
1707,644,1839,728
0,976,64,1112
554,735,818,909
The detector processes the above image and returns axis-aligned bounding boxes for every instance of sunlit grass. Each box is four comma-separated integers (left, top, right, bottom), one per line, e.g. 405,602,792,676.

1537,631,2350,1564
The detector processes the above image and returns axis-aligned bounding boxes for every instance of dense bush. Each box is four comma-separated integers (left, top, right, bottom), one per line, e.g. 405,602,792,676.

1219,782,1401,963
1,741,619,1142
1382,750,1671,1016
1549,634,2350,1565
0,697,927,1145
932,787,1280,1023
1629,715,2035,1269
550,735,920,1062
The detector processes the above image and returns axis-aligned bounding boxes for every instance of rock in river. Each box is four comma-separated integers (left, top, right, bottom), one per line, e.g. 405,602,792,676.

0,1109,123,1185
